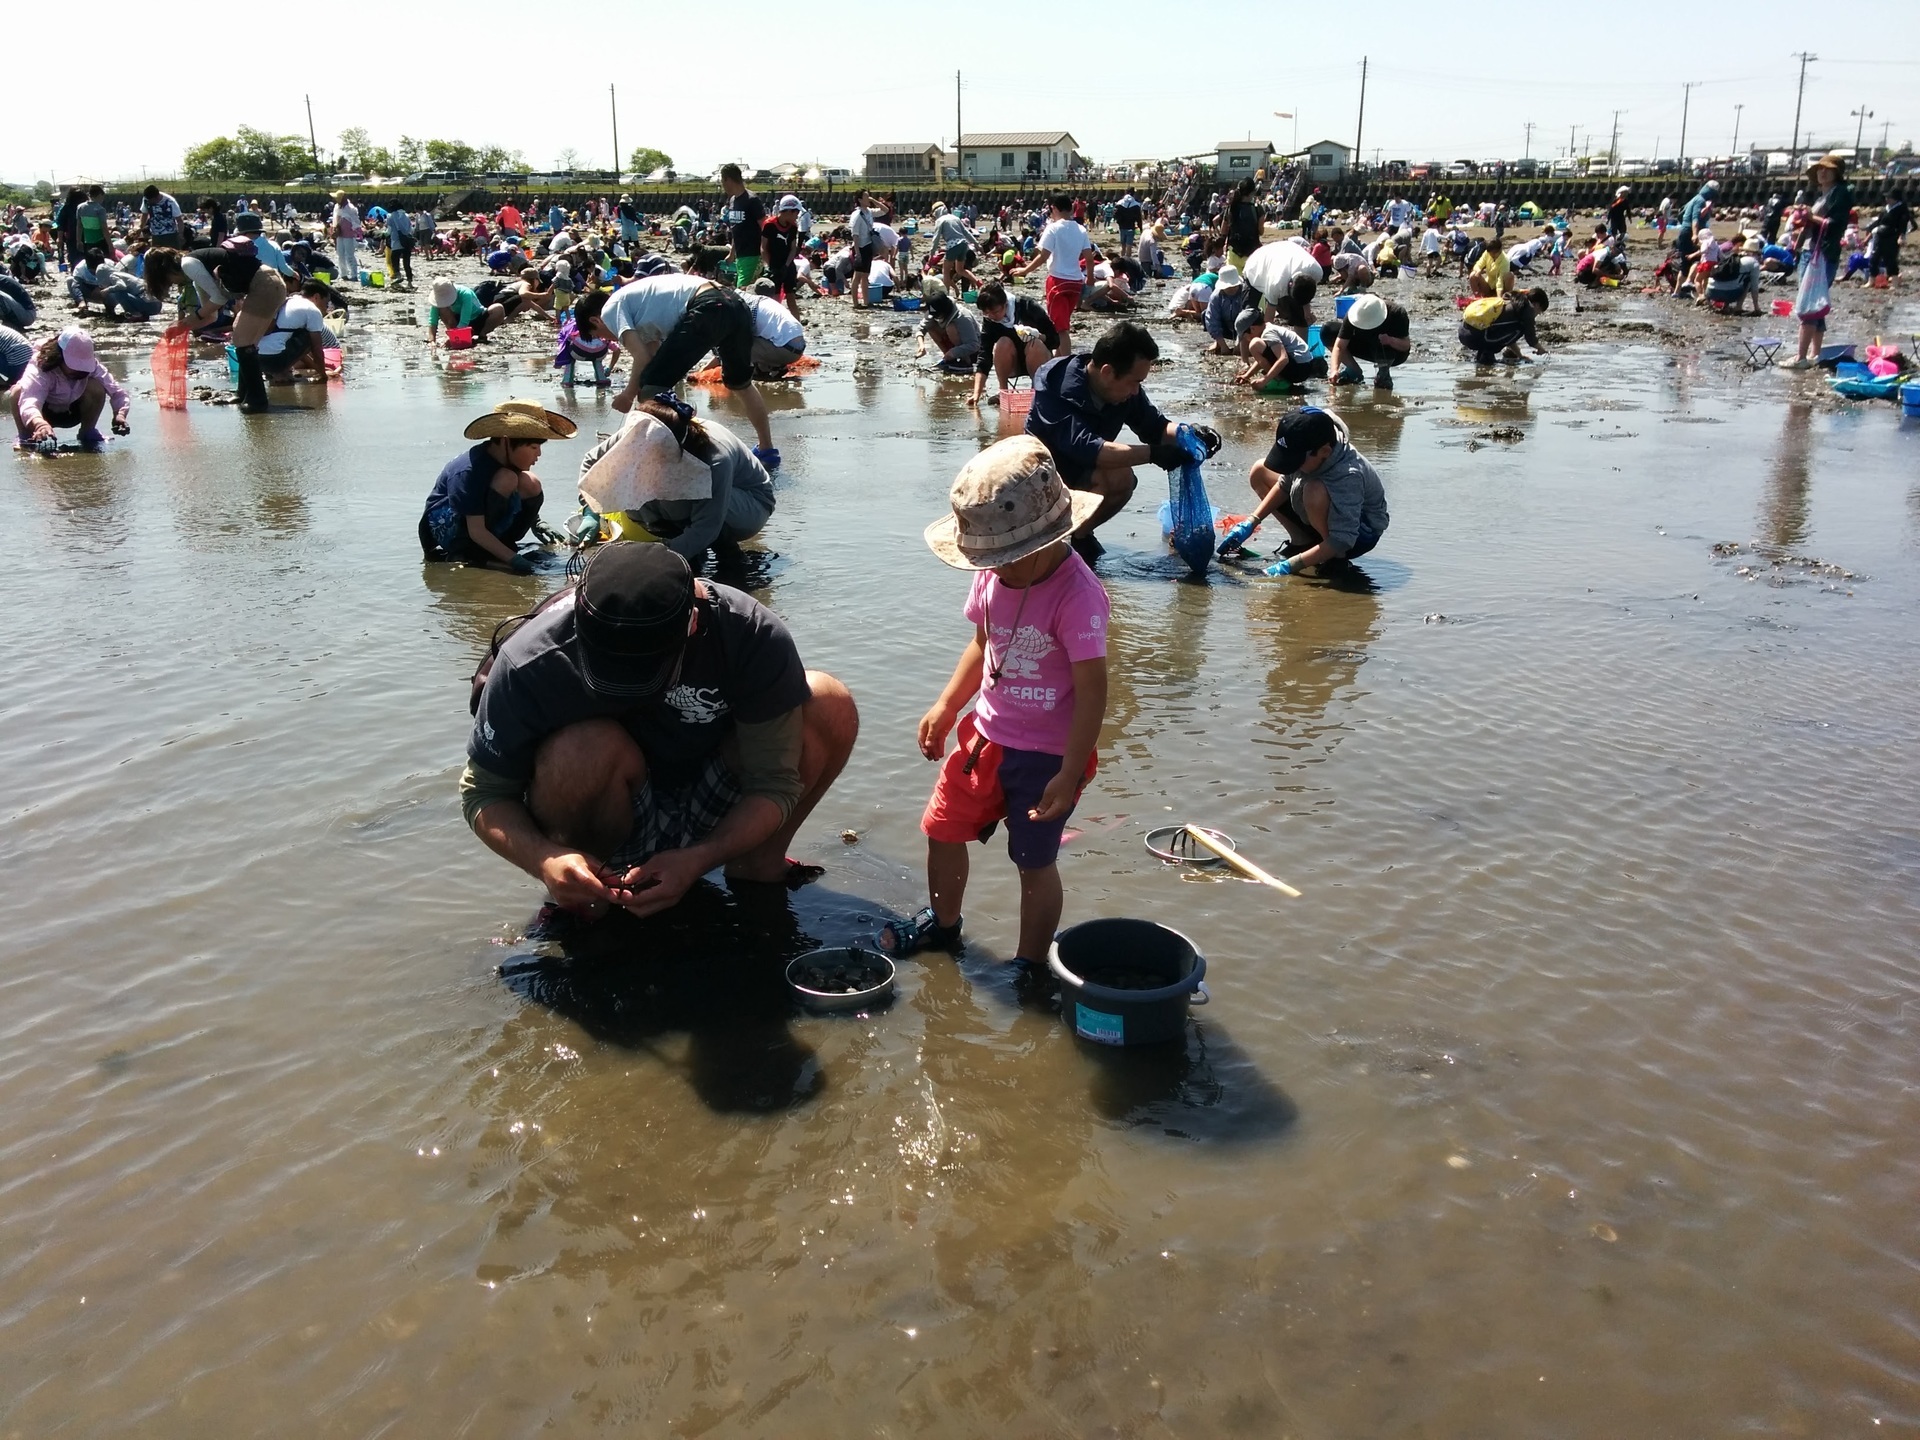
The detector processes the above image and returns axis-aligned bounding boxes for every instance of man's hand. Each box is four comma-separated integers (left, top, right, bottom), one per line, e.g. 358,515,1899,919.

1150,437,1190,470
612,846,711,918
611,388,636,413
111,413,130,436
918,702,956,761
538,851,618,913
1028,768,1080,822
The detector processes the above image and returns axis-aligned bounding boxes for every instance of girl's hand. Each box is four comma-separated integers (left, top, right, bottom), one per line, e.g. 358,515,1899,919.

917,704,955,761
1028,770,1079,822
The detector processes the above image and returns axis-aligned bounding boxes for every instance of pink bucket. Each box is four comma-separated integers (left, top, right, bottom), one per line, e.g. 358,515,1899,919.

446,326,474,350
999,389,1033,420
1771,299,1793,317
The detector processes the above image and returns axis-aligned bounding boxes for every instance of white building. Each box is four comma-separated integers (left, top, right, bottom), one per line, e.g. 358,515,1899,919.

1216,141,1274,182
955,132,1083,183
1300,139,1352,181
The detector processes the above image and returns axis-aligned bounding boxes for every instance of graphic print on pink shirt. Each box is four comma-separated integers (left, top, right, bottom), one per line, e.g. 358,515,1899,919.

963,548,1110,756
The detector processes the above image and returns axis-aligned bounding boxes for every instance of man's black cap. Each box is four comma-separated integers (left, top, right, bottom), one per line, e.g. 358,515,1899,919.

573,543,695,698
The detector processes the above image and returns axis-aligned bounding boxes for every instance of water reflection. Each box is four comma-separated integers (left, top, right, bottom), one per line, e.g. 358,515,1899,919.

1246,577,1383,772
419,561,550,655
1452,371,1536,424
17,453,129,552
1761,400,1814,550
1327,390,1411,462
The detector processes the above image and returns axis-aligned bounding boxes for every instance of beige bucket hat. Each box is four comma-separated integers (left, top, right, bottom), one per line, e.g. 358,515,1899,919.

924,436,1101,571
462,399,578,442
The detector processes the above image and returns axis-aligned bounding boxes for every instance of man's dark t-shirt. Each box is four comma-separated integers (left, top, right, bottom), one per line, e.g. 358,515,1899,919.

976,295,1060,375
726,190,765,261
470,583,809,787
1339,301,1410,362
1026,353,1170,483
1229,199,1262,255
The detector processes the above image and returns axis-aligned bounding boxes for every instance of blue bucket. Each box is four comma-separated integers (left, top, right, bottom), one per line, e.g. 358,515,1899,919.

1903,383,1920,418
225,344,239,381
867,283,890,304
1335,294,1357,318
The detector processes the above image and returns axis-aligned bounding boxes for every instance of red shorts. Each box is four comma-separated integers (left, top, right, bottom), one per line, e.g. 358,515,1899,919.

1043,276,1084,337
922,712,1096,871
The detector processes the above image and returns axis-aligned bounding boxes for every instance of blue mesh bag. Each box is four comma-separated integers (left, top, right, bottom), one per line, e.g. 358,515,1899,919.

1165,424,1217,577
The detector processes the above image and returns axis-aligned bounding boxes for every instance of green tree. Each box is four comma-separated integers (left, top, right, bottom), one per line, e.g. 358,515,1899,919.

396,136,425,170
183,126,310,182
474,146,528,173
33,180,56,202
628,147,673,176
424,139,477,173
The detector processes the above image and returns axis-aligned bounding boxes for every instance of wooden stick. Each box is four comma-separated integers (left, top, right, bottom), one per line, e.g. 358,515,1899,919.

1185,825,1301,898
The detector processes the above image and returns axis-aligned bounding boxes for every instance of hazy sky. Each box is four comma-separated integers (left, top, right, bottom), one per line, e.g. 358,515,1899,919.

10,3,1916,183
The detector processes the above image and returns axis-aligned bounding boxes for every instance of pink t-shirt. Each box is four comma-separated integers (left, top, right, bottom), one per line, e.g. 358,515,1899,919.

964,549,1110,755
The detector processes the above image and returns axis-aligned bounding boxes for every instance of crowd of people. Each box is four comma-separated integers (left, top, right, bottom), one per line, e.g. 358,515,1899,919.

2,156,1910,958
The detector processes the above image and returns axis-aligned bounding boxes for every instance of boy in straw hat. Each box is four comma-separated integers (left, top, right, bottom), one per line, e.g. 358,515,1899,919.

883,437,1109,966
419,400,576,572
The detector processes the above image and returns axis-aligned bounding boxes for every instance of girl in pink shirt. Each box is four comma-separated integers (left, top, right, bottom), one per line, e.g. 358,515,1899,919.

887,436,1110,966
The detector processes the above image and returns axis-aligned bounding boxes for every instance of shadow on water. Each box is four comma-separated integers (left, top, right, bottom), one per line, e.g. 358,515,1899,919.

955,950,1301,1144
496,876,904,1114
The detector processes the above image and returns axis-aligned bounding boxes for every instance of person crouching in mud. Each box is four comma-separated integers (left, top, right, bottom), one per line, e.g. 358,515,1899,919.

419,401,573,574
461,543,859,921
1217,407,1389,576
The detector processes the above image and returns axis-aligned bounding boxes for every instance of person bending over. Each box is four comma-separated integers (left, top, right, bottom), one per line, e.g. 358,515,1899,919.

917,293,982,373
1459,287,1549,364
576,272,778,469
967,281,1058,408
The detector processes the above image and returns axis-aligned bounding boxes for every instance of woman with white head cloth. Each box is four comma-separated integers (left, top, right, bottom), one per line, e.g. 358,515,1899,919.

575,393,774,564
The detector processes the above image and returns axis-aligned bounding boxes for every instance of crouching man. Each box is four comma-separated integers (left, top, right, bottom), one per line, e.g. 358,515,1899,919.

462,544,859,919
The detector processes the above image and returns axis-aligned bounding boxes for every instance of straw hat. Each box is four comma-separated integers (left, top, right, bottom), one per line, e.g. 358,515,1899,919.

924,437,1101,571
578,412,713,514
1807,150,1850,177
330,189,349,202
462,400,578,443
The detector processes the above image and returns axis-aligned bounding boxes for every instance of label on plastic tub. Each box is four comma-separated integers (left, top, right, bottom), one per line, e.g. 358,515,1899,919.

1074,1003,1126,1045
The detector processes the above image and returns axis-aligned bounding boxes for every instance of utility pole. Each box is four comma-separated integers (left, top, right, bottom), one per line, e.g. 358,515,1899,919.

610,86,619,179
1790,52,1817,163
1677,82,1696,171
1609,110,1625,170
1568,123,1578,160
1852,106,1874,157
956,71,962,179
1523,121,1535,160
1354,56,1368,167
1881,118,1894,157
1732,103,1744,158
304,94,321,177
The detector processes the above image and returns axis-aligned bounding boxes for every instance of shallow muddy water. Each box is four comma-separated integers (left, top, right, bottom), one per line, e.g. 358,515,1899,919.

4,309,1919,1438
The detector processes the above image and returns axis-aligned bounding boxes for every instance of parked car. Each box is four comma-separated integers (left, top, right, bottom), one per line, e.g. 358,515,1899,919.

1446,159,1477,178
1510,158,1539,178
1619,157,1651,177
1652,158,1678,175
824,168,853,183
1548,158,1579,177
330,172,367,185
1382,159,1410,178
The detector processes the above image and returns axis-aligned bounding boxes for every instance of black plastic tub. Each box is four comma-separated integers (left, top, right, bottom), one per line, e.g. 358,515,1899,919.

1048,919,1209,1046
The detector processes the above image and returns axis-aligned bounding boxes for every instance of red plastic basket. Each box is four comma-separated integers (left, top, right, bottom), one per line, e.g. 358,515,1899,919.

150,330,190,410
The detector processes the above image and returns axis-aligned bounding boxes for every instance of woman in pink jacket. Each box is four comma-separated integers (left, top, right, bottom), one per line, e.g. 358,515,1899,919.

6,327,130,454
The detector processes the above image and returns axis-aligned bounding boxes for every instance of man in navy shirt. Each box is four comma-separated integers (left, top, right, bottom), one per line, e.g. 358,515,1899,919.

1024,320,1217,560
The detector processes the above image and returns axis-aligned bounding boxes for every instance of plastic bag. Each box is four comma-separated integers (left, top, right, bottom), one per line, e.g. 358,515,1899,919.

1165,425,1215,577
150,329,189,410
1793,249,1831,323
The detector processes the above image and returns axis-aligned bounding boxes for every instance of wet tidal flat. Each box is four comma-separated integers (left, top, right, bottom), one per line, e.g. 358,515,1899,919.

3,311,1920,1438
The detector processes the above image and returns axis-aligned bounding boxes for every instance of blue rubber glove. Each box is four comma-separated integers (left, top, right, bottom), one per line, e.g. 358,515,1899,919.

507,554,535,576
1264,557,1294,577
1218,520,1258,556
